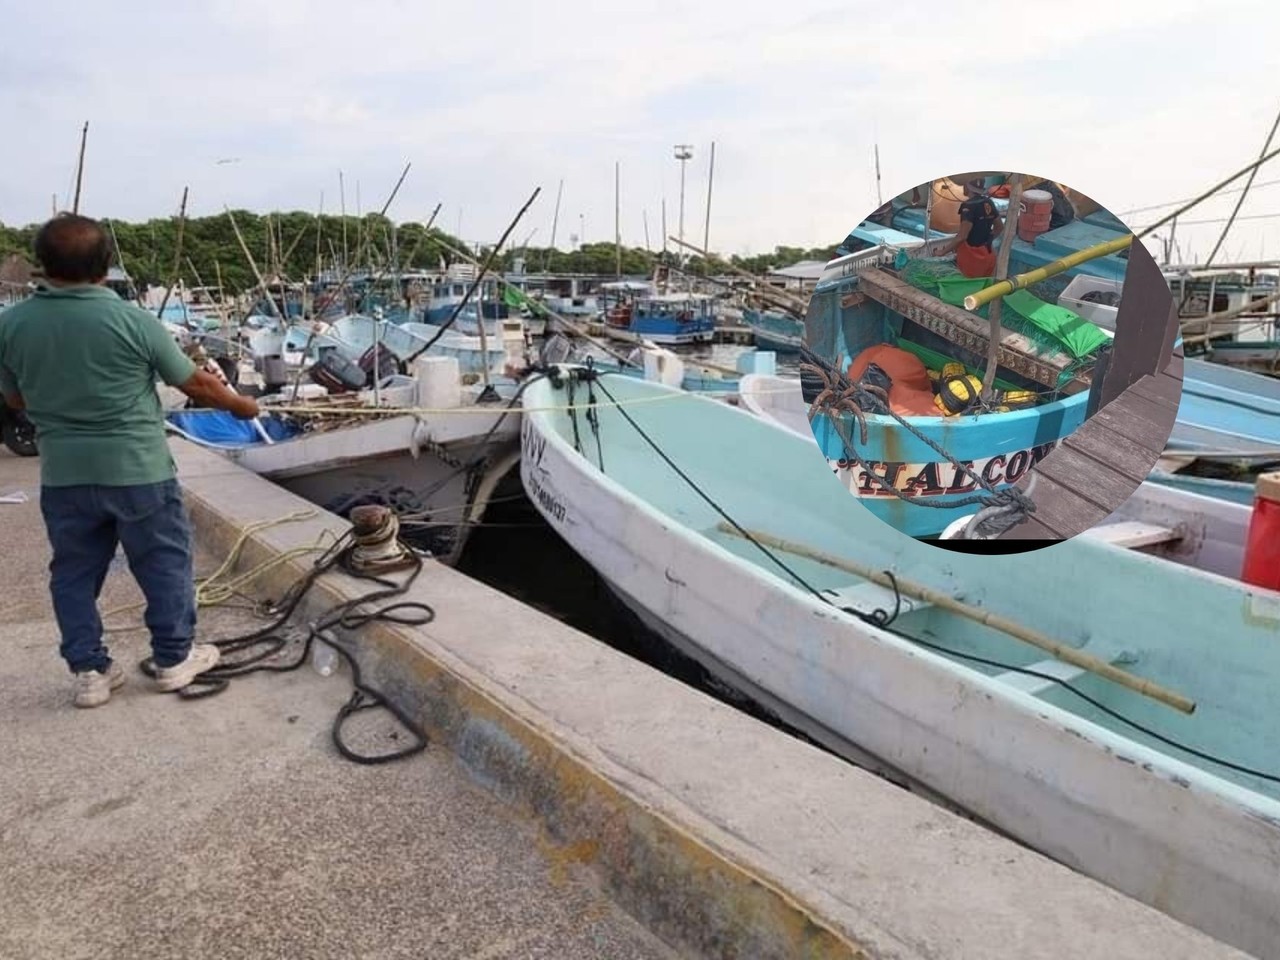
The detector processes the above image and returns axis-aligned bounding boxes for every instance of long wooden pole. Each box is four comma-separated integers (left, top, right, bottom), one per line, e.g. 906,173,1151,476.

406,187,541,364
982,177,1023,399
964,234,1134,310
430,234,649,370
715,522,1196,714
1204,107,1280,268
703,140,715,254
71,122,88,214
339,170,348,270
615,161,622,279
1137,144,1280,240
312,162,412,317
668,236,809,314
154,187,190,319
225,207,281,320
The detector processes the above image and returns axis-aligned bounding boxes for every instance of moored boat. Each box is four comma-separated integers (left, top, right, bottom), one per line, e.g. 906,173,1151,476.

520,368,1280,958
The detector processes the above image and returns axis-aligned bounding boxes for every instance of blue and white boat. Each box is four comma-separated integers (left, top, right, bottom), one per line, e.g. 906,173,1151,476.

520,367,1280,959
1167,357,1280,464
602,286,716,346
740,307,803,352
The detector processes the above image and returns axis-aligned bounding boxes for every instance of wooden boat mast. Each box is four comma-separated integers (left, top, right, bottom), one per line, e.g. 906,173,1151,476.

71,121,88,214
154,186,190,319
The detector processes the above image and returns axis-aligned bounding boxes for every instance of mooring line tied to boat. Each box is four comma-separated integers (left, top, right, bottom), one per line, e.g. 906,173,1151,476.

799,346,1036,539
138,504,434,765
553,367,1280,787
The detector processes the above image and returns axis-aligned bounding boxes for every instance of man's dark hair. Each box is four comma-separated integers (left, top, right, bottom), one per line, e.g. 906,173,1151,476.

33,214,112,283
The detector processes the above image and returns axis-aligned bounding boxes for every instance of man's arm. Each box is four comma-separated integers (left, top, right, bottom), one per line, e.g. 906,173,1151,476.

140,312,259,419
0,363,22,409
934,217,970,257
177,367,260,419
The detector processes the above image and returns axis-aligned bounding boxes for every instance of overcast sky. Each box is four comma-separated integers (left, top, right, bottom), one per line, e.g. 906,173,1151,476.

2,0,1278,263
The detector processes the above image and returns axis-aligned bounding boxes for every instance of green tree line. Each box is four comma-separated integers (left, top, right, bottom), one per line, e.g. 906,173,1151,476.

0,211,839,293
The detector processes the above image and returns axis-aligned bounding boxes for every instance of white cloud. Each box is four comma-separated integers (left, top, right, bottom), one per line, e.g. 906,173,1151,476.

1,0,1278,260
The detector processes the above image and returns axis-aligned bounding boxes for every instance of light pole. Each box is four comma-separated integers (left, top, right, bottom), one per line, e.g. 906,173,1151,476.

674,144,693,254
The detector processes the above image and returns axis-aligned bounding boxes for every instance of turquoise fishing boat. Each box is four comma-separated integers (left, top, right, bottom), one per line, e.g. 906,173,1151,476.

1147,469,1257,506
740,307,803,352
740,370,1259,580
803,246,1107,537
869,176,1280,467
520,368,1280,958
1168,357,1280,463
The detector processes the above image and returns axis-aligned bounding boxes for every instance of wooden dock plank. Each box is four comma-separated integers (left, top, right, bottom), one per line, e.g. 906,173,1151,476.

1000,472,1108,539
998,369,1180,540
1032,443,1148,510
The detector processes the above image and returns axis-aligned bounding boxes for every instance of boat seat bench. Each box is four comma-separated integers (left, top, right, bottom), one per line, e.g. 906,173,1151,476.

1081,520,1181,549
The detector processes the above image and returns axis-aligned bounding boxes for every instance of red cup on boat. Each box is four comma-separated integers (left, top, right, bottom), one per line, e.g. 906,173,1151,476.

1241,472,1280,590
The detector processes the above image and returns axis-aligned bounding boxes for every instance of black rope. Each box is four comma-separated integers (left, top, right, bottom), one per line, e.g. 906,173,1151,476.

139,533,433,765
571,370,1280,787
799,346,1035,538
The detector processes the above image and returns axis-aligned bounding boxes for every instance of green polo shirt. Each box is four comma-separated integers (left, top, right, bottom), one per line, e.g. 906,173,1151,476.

0,285,197,487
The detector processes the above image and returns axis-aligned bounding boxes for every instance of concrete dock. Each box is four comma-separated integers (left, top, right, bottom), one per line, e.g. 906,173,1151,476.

0,444,1254,959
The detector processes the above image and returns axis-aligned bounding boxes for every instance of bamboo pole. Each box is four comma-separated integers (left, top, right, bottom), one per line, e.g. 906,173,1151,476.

1205,107,1280,267
71,122,89,214
311,162,412,318
1137,144,1280,240
406,187,541,364
225,207,282,320
703,140,715,254
430,234,664,372
982,177,1023,399
715,523,1196,714
963,234,1134,310
668,236,809,314
155,187,190,319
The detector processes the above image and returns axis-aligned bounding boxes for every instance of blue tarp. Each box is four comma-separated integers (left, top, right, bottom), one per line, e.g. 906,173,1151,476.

166,410,300,448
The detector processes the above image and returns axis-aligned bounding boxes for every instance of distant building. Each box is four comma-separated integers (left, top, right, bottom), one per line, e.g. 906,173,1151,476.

765,260,826,293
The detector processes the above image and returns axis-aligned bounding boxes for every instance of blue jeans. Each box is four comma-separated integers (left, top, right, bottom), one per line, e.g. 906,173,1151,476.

40,480,196,674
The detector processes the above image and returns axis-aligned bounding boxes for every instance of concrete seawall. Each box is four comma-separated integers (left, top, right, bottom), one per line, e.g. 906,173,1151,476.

174,439,1248,960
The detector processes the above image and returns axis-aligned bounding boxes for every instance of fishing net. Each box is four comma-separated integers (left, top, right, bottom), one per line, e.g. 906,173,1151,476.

897,259,1109,361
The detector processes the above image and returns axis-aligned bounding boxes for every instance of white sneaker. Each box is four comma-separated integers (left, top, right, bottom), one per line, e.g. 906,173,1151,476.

74,662,125,709
152,644,221,692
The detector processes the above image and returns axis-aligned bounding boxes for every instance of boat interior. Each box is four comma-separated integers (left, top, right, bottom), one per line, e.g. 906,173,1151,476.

536,371,1280,804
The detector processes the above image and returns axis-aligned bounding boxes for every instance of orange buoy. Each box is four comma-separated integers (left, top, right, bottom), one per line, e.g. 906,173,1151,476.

847,344,939,417
927,179,965,233
1241,471,1280,590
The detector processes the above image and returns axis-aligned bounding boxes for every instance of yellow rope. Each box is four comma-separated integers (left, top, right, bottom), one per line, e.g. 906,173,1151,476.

261,382,800,419
194,509,334,606
100,509,336,632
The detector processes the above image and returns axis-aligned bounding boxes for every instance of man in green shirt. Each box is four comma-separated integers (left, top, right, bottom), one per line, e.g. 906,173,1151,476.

0,214,260,707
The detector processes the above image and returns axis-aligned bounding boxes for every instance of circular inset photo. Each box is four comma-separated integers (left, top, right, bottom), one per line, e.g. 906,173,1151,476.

787,172,1182,548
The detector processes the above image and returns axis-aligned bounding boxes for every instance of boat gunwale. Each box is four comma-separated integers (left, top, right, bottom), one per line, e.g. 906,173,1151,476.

523,369,1280,817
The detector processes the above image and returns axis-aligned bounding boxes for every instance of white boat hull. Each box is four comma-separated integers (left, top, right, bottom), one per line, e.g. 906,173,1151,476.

216,410,518,564
520,377,1280,958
